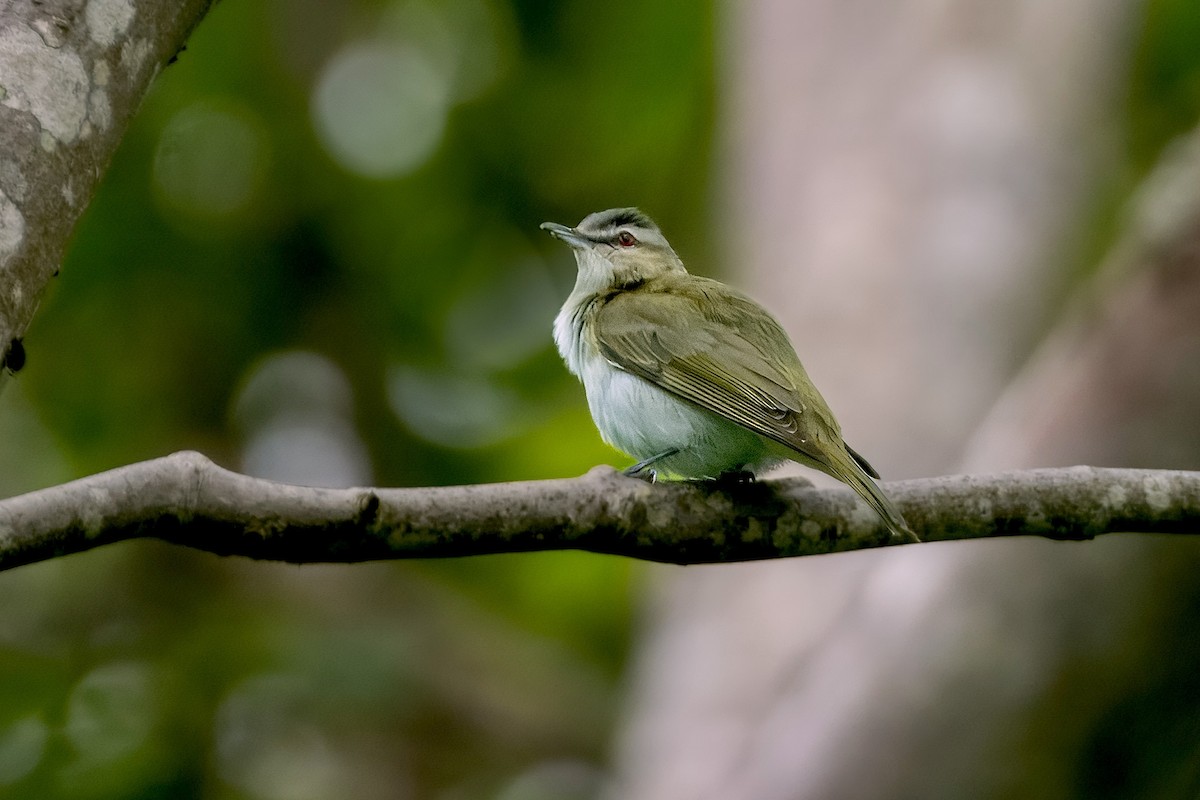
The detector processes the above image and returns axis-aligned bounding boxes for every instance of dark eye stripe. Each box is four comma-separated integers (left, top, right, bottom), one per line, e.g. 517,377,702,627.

602,209,652,229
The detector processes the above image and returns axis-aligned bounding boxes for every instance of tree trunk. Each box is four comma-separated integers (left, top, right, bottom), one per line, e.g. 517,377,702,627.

0,0,213,380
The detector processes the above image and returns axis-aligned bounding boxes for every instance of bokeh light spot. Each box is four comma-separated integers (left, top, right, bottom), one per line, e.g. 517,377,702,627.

445,258,559,370
152,100,270,223
216,674,350,800
388,365,523,448
312,42,449,179
0,716,48,785
64,661,158,766
380,0,512,103
232,351,371,488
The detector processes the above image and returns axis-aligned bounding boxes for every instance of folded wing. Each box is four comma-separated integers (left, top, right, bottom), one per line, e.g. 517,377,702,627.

592,278,844,472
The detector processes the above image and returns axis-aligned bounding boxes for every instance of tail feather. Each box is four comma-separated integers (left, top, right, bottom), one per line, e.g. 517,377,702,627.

828,448,919,543
845,442,881,479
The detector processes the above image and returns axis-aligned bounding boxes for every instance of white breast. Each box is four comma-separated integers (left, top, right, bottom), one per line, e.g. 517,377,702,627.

555,290,777,477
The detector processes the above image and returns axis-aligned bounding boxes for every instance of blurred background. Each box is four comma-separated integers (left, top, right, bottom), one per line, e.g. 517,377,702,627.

0,0,1198,797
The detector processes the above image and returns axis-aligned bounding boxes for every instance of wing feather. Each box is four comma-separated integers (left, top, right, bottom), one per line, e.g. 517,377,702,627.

592,278,843,469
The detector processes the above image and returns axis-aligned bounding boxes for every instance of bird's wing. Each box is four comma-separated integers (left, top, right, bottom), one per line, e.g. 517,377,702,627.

591,279,844,469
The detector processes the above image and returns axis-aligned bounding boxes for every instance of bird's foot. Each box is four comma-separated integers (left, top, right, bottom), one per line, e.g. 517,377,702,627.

623,449,681,482
715,469,756,485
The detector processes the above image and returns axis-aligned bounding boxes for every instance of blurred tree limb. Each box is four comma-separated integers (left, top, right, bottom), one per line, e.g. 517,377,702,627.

0,0,214,375
0,450,1197,572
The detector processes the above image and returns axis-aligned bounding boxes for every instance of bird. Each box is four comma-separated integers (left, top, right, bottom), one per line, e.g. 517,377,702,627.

541,207,917,542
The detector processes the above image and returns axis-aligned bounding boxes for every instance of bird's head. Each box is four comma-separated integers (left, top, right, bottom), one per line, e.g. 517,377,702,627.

541,208,685,293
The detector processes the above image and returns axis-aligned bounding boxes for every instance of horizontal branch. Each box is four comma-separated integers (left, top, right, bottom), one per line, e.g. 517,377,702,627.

0,452,1197,572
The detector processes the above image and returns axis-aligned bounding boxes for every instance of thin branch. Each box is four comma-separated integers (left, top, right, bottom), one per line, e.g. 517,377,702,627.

1,451,1197,572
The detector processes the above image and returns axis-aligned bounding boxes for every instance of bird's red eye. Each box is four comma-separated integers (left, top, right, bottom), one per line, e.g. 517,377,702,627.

617,231,637,247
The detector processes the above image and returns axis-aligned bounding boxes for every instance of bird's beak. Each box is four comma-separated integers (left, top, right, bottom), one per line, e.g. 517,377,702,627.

540,221,590,250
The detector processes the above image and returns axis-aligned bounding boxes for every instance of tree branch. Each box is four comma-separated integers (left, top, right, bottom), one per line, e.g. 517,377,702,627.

1,451,1197,572
0,0,215,377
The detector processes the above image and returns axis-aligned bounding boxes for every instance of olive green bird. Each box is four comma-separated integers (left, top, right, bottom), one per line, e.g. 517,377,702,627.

542,208,917,542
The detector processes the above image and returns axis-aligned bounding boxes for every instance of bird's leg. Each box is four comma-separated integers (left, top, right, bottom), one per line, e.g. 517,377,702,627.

623,449,680,481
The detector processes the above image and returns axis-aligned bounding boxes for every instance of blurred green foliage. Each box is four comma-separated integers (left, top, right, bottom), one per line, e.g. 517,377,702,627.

1066,0,1200,288
1127,0,1200,170
0,0,713,796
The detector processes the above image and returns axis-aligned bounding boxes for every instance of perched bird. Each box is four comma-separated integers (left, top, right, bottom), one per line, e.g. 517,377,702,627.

542,208,916,541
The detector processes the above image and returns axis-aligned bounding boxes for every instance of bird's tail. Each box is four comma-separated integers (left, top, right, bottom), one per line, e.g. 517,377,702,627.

826,446,919,543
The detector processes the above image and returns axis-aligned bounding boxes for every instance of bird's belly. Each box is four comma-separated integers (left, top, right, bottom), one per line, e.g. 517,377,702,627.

581,360,774,478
